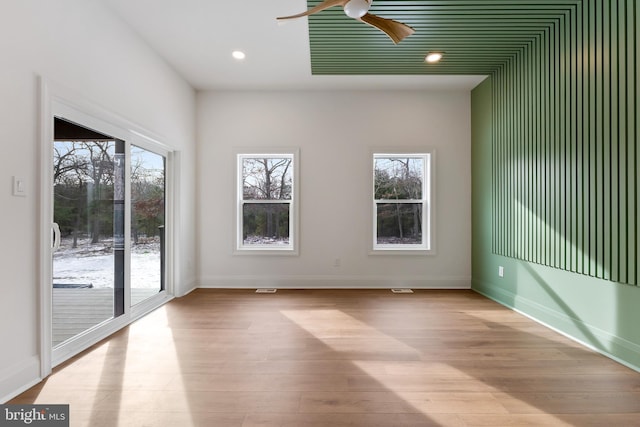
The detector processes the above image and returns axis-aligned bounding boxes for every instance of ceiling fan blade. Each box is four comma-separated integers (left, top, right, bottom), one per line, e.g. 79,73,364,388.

277,0,348,21
359,13,415,44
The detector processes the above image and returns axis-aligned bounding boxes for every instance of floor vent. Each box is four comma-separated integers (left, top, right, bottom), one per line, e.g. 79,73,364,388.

256,288,278,293
391,288,414,294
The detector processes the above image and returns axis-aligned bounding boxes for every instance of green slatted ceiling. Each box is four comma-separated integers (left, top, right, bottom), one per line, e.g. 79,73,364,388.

307,0,581,75
491,0,638,286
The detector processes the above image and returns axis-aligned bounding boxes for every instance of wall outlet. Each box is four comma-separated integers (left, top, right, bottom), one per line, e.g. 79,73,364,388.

333,258,341,267
498,266,504,277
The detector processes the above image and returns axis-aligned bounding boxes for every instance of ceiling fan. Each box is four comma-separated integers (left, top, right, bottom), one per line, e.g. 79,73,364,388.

277,0,415,44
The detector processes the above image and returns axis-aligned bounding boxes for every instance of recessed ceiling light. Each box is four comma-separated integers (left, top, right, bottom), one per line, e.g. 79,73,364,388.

232,50,246,60
425,52,443,63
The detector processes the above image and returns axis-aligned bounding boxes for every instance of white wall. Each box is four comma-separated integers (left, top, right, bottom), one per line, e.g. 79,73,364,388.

197,90,471,289
0,0,196,401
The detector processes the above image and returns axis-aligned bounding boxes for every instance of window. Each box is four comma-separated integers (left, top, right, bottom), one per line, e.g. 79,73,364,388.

372,152,433,252
236,151,298,253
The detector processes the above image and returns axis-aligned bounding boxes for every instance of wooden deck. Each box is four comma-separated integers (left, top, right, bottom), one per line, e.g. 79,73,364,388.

53,288,158,346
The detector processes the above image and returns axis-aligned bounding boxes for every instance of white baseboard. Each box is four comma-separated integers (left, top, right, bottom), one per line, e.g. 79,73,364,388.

175,278,198,297
0,356,41,403
198,275,471,289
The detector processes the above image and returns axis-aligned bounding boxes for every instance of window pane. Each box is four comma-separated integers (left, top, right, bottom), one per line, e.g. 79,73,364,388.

243,203,290,245
130,146,165,306
53,140,118,346
374,157,423,200
376,203,422,244
242,157,292,200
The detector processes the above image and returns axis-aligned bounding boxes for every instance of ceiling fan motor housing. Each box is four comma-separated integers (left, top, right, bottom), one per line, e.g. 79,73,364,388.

344,0,372,19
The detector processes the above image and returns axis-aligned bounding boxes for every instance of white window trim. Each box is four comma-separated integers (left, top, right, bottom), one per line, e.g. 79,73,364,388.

234,148,299,255
370,150,436,255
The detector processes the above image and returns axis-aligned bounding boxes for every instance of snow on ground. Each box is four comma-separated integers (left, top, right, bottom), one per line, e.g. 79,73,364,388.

53,237,161,289
243,236,289,245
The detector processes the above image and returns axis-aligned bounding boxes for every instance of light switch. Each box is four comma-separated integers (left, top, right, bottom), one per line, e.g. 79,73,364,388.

12,176,26,197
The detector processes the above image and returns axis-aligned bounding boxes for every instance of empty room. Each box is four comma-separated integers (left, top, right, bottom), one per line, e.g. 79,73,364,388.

1,0,639,426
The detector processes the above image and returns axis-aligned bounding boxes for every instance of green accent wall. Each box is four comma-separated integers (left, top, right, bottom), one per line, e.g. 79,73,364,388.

472,0,640,370
491,0,638,285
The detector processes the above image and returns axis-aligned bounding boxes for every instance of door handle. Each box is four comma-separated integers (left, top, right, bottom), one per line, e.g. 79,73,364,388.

52,222,61,251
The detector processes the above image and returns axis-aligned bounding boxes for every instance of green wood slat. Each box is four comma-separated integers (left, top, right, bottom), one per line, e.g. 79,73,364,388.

604,0,612,279
617,0,628,284
593,0,603,278
526,41,533,262
502,65,507,256
515,51,521,258
588,0,597,277
511,53,517,257
610,0,620,282
500,67,506,256
558,12,566,271
503,62,509,256
535,35,543,265
605,0,614,281
625,0,636,285
550,16,558,268
602,0,611,281
634,0,639,286
568,8,577,271
571,4,581,273
576,0,586,276
545,23,553,266
520,47,525,259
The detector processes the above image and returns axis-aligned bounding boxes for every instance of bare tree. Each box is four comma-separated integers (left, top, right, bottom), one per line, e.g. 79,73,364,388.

242,157,292,240
53,143,90,248
81,142,115,243
375,157,423,243
54,141,115,245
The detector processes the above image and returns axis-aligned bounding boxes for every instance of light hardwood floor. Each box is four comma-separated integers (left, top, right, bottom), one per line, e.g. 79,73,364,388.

11,289,640,426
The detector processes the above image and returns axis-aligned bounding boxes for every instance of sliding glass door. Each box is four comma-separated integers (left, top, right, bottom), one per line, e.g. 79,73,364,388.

51,116,168,354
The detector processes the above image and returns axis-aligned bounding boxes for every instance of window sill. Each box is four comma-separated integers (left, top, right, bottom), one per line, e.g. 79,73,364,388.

369,249,435,256
234,248,299,256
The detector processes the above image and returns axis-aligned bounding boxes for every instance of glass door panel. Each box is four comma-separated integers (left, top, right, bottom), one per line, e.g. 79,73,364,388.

130,145,166,306
52,118,125,347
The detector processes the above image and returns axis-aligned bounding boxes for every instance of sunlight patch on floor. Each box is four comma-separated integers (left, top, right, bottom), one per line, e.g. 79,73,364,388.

281,308,567,424
280,309,418,353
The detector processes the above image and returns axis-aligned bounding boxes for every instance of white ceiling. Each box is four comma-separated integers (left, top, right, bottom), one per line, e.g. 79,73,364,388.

102,0,486,91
